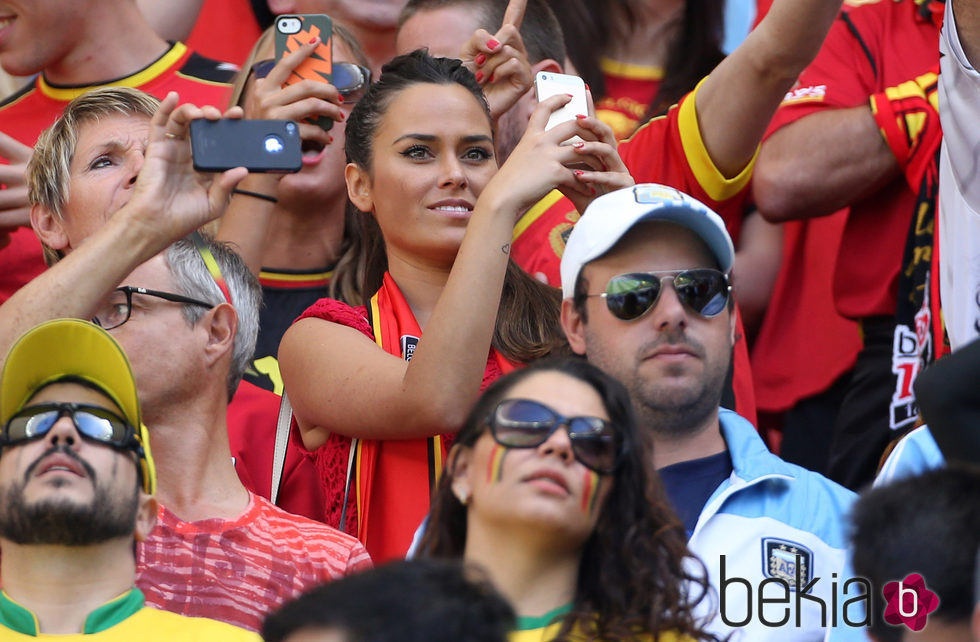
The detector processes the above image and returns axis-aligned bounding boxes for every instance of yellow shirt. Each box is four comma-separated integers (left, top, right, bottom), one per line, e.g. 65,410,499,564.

0,589,258,640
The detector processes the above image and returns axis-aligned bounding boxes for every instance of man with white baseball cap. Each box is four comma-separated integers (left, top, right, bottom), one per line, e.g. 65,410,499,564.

560,184,857,641
0,318,256,639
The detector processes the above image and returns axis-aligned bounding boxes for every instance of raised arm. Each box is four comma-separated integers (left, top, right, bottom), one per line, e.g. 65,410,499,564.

0,93,245,368
694,0,846,178
279,95,622,448
216,38,345,275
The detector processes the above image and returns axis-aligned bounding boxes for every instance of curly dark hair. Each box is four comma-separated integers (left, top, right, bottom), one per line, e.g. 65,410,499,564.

418,356,717,640
340,49,568,363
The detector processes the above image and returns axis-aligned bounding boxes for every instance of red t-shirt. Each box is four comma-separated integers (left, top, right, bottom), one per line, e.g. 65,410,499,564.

765,0,942,319
0,42,235,305
186,0,263,68
511,85,758,425
595,57,663,140
227,380,326,523
137,493,371,632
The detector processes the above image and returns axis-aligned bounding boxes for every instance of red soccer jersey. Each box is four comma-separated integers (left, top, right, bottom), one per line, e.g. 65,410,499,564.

765,0,942,319
595,57,663,140
137,493,371,632
186,0,263,68
0,42,236,305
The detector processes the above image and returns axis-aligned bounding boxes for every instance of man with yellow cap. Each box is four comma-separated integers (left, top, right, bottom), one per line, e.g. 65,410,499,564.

0,318,257,640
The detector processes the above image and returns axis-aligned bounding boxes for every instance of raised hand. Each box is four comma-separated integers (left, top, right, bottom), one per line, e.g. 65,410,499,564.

244,36,345,152
486,92,632,217
124,92,246,248
461,0,532,120
0,131,34,233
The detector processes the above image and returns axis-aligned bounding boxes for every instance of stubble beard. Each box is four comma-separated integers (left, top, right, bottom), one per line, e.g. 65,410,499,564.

0,447,139,546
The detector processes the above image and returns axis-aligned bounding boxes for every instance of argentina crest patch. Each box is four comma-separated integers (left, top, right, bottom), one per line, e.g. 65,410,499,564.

762,538,813,591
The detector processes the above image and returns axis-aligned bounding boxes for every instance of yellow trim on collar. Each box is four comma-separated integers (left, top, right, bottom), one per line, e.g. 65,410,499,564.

39,43,187,101
600,57,665,81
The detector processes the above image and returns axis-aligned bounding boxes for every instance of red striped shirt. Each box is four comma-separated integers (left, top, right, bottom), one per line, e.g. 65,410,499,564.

136,493,372,632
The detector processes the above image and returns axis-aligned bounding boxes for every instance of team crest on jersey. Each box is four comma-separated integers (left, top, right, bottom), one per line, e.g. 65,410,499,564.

762,538,813,589
401,335,419,361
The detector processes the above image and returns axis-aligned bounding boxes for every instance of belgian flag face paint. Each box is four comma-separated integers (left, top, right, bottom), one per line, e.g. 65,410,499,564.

486,443,508,484
581,469,601,514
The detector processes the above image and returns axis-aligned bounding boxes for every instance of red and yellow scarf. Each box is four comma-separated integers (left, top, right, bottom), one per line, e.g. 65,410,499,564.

353,273,515,562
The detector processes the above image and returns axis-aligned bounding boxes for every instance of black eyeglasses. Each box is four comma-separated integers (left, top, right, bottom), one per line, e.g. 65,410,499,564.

91,286,215,331
251,59,372,103
1,402,139,450
487,399,622,474
590,269,730,321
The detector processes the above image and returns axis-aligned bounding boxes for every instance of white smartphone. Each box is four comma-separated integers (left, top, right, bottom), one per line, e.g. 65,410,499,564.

534,71,588,144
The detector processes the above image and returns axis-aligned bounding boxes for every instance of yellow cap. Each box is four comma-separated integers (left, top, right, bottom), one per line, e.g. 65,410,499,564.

0,319,156,494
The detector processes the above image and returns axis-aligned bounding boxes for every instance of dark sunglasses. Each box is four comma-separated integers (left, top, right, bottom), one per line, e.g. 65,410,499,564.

592,269,730,321
251,59,372,102
1,402,139,450
487,398,622,474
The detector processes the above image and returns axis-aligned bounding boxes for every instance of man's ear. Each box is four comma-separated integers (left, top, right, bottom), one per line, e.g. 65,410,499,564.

561,298,588,356
134,494,158,542
202,302,237,367
345,162,374,214
30,203,69,252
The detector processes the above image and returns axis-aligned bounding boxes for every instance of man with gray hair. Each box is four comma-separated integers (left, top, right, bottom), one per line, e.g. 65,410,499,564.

0,86,371,632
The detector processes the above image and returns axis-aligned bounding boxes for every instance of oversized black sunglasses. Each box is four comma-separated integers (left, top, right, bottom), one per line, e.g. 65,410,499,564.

251,59,372,103
2,402,139,451
590,269,730,321
487,398,622,474
91,286,215,331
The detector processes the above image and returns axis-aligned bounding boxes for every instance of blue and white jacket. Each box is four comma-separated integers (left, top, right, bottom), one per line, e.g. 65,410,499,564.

690,410,857,641
873,425,945,487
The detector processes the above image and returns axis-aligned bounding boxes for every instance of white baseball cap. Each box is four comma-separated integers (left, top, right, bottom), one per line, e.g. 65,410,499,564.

559,184,735,298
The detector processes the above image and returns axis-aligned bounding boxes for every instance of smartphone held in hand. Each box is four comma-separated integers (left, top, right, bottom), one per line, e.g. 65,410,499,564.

190,119,303,173
534,71,588,144
275,13,334,131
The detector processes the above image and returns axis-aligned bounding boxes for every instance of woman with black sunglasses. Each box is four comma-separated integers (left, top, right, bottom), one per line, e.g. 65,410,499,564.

418,357,715,641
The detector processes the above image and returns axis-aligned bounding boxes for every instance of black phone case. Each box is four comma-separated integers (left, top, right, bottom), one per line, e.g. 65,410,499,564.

190,119,302,173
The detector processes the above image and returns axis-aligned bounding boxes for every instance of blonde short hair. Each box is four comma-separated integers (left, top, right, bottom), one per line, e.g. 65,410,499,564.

28,87,160,264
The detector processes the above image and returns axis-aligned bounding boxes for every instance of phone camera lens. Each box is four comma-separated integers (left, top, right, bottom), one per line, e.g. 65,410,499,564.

286,123,297,134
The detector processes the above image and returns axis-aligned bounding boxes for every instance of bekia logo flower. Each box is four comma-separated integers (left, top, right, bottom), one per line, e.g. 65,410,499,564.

882,573,939,631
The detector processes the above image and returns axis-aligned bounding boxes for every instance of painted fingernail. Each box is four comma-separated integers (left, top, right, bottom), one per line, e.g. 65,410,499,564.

339,112,345,120
487,39,500,50
573,170,584,176
565,93,574,98
576,114,587,119
475,70,484,82
573,142,585,149
337,94,344,104
489,73,495,83
329,135,334,143
475,53,486,65
585,83,591,92
308,36,320,45
590,186,597,195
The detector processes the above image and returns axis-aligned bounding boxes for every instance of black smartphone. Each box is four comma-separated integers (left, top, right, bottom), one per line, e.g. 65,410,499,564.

190,119,302,173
